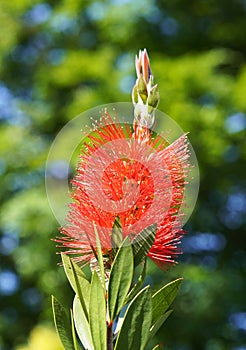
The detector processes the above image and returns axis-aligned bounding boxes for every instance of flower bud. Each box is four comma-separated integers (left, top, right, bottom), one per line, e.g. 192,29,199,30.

137,75,148,103
148,84,160,109
132,49,160,129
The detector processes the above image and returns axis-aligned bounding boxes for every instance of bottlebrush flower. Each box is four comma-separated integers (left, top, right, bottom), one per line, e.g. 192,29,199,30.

56,110,190,268
56,49,190,268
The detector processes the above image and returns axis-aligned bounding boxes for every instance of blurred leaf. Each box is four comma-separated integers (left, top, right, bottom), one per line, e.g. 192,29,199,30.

89,272,107,350
132,224,157,266
62,253,90,319
73,295,94,350
48,48,115,86
52,296,74,350
152,278,183,326
108,238,134,321
15,325,65,350
114,286,152,350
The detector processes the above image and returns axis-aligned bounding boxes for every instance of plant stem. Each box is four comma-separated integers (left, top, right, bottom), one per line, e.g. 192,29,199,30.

107,322,113,350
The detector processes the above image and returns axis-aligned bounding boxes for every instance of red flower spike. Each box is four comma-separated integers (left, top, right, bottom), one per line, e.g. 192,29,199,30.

57,111,190,269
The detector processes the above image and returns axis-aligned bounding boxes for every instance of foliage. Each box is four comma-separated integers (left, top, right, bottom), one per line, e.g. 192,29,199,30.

53,244,181,350
0,0,245,349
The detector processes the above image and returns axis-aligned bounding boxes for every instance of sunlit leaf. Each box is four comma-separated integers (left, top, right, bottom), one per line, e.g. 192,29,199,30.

111,216,123,253
149,310,173,342
124,258,147,304
62,253,90,319
152,278,182,326
132,224,157,266
114,286,152,350
108,238,134,321
70,309,84,350
152,345,162,350
73,295,94,350
94,226,106,291
89,272,107,350
52,295,74,350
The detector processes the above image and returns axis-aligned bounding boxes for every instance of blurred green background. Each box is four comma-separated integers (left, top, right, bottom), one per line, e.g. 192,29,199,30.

0,0,245,349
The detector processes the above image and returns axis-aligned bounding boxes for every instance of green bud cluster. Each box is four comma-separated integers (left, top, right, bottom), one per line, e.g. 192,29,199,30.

132,49,160,128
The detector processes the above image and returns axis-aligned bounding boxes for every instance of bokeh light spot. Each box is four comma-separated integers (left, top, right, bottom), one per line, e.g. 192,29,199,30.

0,270,20,296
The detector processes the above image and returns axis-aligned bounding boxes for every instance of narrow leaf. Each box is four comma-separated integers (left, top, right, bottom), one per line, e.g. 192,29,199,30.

89,272,107,350
132,224,157,266
52,296,74,350
108,238,134,321
70,309,84,350
62,253,90,318
152,278,182,326
73,295,94,350
115,286,152,350
149,310,173,342
94,226,106,291
152,345,162,350
124,258,147,304
111,216,123,250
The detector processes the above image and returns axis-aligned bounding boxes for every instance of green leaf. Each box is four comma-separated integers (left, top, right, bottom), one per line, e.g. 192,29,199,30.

108,238,134,321
152,278,183,326
114,286,152,350
62,253,90,319
149,310,173,342
124,258,147,305
70,309,84,350
52,295,74,350
132,224,157,266
73,295,94,350
94,226,106,291
111,216,123,253
152,345,162,350
89,272,107,350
